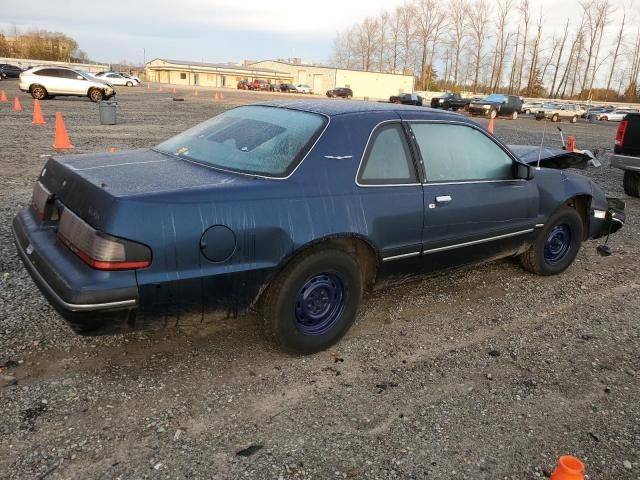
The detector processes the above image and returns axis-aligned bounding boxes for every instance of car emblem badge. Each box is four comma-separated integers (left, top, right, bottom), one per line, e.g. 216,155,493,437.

26,244,34,255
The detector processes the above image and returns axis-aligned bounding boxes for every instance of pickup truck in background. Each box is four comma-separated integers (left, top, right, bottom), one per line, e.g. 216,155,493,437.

430,92,473,111
611,112,640,197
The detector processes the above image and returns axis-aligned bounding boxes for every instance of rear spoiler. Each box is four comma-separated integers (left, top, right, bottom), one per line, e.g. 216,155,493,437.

508,145,601,170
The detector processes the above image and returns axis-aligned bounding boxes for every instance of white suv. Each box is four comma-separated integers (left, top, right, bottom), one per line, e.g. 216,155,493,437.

19,66,116,102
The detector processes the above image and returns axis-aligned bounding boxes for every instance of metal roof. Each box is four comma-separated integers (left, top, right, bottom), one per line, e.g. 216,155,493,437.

252,100,463,118
148,58,290,75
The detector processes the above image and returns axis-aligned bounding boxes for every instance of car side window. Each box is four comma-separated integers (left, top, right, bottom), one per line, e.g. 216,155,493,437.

59,70,79,79
35,68,58,77
411,123,514,182
359,124,417,185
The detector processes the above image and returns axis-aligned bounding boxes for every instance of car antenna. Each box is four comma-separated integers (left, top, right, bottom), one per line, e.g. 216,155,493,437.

536,117,549,170
557,126,566,148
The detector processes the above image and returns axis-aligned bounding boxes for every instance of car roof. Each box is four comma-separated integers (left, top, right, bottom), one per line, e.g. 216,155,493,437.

252,100,463,119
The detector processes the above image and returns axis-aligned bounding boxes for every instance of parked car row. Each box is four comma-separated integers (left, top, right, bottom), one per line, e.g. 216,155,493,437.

237,80,315,93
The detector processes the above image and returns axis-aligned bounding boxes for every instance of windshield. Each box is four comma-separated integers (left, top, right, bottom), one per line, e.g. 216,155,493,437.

155,106,327,177
483,94,506,103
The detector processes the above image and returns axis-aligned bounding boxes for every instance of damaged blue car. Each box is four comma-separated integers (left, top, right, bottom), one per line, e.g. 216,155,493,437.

13,101,625,353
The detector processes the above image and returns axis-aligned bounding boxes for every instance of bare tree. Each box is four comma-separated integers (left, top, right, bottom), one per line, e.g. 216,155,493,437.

579,0,611,98
468,0,491,93
388,6,404,73
516,0,531,92
526,8,543,96
604,9,626,99
508,25,521,93
448,0,468,86
549,19,570,98
488,0,514,91
414,0,445,89
377,11,390,72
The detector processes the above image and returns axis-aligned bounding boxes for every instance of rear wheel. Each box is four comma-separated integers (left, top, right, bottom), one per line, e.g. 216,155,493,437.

525,109,531,115
571,115,578,123
600,116,608,122
623,171,640,197
511,111,519,120
520,206,584,276
346,94,352,99
489,109,498,119
30,85,47,100
88,88,104,103
262,249,362,354
126,81,133,87
551,114,560,122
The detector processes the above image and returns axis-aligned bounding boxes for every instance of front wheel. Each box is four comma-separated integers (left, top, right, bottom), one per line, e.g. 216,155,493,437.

126,81,133,87
552,114,560,122
571,115,578,123
262,249,362,354
88,88,104,102
511,111,519,120
489,109,497,119
520,206,583,276
623,171,640,197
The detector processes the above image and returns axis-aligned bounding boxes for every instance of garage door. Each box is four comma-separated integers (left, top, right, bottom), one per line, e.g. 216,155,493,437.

313,75,323,94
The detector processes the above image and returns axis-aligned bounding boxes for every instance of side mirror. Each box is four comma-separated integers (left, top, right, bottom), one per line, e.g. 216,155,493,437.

514,162,535,180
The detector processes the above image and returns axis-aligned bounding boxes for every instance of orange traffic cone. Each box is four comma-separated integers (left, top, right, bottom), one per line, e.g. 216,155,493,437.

213,92,219,101
194,89,199,97
159,86,164,93
550,456,585,480
0,90,7,102
32,99,46,125
567,135,576,152
220,92,224,100
172,87,176,95
12,96,23,112
487,115,495,134
52,112,74,150
109,147,117,153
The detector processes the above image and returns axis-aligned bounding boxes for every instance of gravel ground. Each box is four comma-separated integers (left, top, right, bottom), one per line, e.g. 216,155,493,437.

1,81,638,480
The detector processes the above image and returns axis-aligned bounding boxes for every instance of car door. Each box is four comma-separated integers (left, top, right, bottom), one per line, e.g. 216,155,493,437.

407,120,539,270
59,69,87,94
34,68,63,93
355,121,424,262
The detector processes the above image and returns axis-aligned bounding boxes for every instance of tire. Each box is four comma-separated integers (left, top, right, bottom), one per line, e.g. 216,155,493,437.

88,88,104,103
511,111,519,120
535,116,543,121
600,116,608,122
520,206,584,276
570,115,578,123
347,95,352,99
30,85,47,100
551,114,559,122
489,109,497,119
126,81,133,87
623,171,640,197
525,109,531,115
262,249,363,354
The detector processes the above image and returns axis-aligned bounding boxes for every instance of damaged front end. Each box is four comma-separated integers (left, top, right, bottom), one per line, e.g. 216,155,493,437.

508,145,602,170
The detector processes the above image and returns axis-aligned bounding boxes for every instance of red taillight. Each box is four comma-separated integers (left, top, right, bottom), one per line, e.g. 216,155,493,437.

57,208,151,271
616,119,628,147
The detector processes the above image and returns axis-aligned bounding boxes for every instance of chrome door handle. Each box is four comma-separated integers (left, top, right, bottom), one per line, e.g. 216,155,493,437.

435,195,452,205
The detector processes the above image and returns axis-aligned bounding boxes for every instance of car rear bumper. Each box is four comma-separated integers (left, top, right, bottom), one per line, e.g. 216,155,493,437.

12,208,139,333
610,153,640,172
591,198,625,239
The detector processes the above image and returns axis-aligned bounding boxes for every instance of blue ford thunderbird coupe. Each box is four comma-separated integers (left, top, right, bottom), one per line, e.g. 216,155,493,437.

13,101,625,353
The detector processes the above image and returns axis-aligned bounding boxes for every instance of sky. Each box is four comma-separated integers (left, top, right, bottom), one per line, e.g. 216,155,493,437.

0,0,634,66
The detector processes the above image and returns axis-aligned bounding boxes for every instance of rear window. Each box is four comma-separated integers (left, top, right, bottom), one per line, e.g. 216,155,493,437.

155,106,326,177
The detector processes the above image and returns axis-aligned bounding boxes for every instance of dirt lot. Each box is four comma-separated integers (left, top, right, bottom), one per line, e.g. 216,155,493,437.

1,81,638,480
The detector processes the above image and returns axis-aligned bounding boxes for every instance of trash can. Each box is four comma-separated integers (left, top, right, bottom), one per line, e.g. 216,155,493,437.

99,100,117,125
